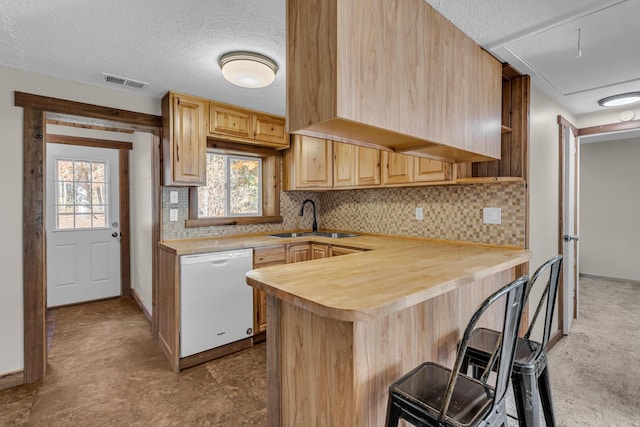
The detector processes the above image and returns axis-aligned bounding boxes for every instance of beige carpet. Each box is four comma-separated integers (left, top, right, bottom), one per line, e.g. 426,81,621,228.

546,276,640,427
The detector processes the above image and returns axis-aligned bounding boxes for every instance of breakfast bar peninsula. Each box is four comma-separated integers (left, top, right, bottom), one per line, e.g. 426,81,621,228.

246,235,531,427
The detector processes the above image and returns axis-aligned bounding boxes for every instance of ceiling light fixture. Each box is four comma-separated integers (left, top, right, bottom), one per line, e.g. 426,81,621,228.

597,92,640,107
218,51,278,89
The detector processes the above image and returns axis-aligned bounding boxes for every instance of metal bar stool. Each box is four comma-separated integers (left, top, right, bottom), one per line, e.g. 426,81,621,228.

462,255,563,427
385,275,528,427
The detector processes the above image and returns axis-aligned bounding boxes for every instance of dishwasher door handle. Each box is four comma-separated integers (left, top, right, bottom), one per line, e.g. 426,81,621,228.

208,259,231,267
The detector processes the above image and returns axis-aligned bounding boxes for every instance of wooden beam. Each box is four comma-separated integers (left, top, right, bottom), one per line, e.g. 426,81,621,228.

46,134,132,150
15,92,161,130
578,118,640,136
23,108,47,384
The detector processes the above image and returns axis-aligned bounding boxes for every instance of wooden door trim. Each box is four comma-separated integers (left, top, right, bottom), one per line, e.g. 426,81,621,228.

46,133,133,151
16,92,162,384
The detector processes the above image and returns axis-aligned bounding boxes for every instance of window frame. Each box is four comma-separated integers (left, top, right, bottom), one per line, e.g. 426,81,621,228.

186,140,282,227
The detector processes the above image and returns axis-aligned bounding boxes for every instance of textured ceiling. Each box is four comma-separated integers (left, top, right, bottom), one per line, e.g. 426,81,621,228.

1,0,639,117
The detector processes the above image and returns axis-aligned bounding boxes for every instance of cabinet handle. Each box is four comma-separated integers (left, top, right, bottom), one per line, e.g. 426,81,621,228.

176,144,179,162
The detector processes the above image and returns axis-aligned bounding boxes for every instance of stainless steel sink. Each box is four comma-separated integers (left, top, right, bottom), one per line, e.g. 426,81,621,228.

269,231,359,238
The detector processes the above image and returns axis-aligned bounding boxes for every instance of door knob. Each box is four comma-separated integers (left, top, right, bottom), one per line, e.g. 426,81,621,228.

563,235,579,242
112,232,119,238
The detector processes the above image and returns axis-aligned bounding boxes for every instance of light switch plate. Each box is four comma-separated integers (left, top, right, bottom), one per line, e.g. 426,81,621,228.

483,207,501,224
170,190,179,204
415,207,424,221
169,209,179,222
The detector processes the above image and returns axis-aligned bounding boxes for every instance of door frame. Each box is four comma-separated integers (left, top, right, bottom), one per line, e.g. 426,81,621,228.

557,115,640,335
15,92,162,384
46,134,133,301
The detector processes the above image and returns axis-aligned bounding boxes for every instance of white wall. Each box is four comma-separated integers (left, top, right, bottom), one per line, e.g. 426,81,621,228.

0,65,158,376
528,86,576,334
130,132,154,312
579,138,640,280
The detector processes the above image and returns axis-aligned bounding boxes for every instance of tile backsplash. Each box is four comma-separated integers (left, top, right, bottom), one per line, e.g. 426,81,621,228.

162,182,526,247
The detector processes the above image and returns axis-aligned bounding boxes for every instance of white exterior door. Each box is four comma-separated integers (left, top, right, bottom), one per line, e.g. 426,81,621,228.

562,126,579,334
46,143,121,307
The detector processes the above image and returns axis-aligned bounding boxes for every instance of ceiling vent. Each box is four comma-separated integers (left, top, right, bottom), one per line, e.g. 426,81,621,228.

103,73,149,90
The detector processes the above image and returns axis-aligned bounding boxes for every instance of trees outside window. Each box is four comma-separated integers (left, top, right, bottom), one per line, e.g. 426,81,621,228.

197,152,262,218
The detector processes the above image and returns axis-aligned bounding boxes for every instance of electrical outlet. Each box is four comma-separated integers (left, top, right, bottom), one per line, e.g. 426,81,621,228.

415,207,424,221
170,190,179,204
483,207,501,224
170,209,179,222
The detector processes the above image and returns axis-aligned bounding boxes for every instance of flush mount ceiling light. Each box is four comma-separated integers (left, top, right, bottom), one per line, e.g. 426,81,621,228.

597,92,640,107
219,51,278,89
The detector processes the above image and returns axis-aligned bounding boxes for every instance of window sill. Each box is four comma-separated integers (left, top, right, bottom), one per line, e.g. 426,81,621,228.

185,216,283,228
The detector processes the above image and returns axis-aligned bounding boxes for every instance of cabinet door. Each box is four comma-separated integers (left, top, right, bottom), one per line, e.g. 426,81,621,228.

253,246,286,337
209,103,253,139
357,146,381,186
254,114,289,147
311,243,330,259
170,94,206,185
287,243,312,263
382,151,414,184
413,157,452,182
333,142,357,188
289,135,333,189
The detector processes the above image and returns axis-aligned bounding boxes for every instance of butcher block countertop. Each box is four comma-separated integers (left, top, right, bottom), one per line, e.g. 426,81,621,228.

160,231,531,322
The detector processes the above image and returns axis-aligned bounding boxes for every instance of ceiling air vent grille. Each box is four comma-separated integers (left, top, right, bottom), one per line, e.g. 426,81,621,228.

103,73,149,90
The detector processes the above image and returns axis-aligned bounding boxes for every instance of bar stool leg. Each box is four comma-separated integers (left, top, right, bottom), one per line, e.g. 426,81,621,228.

538,365,556,427
512,371,541,427
386,397,401,427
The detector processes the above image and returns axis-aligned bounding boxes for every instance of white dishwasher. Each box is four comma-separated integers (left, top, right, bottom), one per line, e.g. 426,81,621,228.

180,248,254,358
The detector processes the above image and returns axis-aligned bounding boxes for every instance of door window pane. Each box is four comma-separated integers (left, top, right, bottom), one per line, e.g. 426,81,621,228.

54,158,110,230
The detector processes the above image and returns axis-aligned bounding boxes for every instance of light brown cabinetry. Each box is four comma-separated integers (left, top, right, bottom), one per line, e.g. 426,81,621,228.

253,246,286,340
334,142,381,188
209,101,289,149
287,0,502,163
382,152,452,185
162,92,207,186
283,135,333,190
286,242,331,263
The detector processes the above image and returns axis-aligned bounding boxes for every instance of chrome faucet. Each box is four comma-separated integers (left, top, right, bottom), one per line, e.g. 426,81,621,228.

299,199,318,233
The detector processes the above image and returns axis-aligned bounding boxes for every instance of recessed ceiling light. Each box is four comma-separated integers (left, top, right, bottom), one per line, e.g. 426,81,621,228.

597,92,640,107
219,51,278,89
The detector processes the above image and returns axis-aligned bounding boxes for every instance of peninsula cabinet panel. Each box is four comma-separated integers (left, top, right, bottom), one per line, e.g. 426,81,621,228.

287,0,502,163
162,92,207,186
283,135,333,190
157,247,180,372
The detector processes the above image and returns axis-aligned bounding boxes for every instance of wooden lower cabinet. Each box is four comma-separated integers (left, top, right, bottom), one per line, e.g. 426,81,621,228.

253,246,287,339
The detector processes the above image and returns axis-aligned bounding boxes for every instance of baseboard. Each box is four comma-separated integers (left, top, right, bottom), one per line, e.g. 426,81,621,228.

130,288,152,322
580,273,640,285
0,370,24,391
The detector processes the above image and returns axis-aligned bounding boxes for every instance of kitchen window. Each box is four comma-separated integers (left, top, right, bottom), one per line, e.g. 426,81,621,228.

187,140,282,227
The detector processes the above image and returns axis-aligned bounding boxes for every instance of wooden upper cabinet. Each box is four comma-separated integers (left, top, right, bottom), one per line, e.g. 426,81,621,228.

414,157,452,182
357,146,381,186
162,92,207,186
254,114,288,146
287,0,502,163
383,151,452,185
209,104,252,139
383,152,414,185
208,100,289,149
334,142,357,188
283,135,333,190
